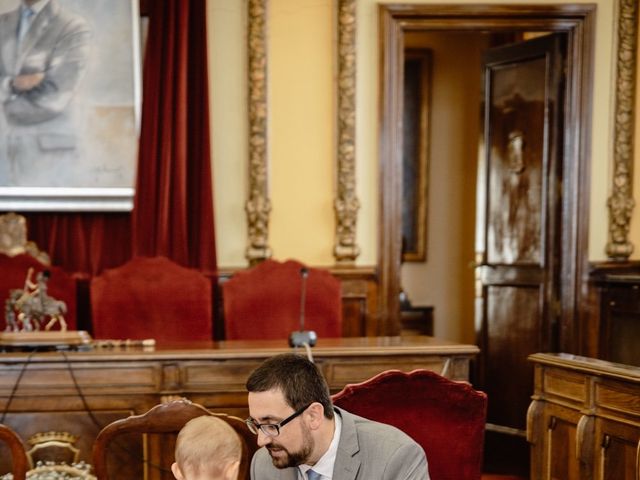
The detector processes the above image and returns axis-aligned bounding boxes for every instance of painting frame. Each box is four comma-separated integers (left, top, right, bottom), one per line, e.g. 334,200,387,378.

0,0,142,212
402,48,432,263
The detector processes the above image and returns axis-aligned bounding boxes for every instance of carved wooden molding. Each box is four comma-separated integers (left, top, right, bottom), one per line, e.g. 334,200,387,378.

334,0,361,264
246,0,272,264
606,0,638,260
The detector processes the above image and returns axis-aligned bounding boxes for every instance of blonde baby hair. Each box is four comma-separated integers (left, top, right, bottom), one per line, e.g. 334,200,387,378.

172,416,242,480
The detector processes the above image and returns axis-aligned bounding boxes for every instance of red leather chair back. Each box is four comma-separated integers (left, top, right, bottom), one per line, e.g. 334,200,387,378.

90,256,212,342
0,253,77,331
222,259,342,340
332,369,488,480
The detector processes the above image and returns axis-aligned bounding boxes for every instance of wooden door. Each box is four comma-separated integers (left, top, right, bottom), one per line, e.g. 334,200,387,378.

543,405,585,480
475,33,566,471
594,418,640,480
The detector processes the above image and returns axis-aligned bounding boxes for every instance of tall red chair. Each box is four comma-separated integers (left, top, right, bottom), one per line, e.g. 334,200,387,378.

0,423,28,480
90,256,213,342
332,369,488,480
0,253,77,331
222,259,342,340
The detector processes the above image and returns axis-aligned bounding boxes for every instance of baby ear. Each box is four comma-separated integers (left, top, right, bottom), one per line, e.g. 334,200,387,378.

171,462,184,480
223,460,240,480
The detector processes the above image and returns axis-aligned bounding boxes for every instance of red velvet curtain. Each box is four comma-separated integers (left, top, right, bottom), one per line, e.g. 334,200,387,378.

10,0,215,277
132,0,216,273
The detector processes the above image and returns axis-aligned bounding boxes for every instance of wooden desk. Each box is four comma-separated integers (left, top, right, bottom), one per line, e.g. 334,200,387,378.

0,336,477,478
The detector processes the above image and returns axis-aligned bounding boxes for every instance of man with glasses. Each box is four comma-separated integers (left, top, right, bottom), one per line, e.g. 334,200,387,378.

245,353,430,480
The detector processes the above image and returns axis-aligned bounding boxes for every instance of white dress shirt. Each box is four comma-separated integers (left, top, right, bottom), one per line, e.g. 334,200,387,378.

298,412,343,480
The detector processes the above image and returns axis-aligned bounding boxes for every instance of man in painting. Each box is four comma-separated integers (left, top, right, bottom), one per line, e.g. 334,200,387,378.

0,0,92,186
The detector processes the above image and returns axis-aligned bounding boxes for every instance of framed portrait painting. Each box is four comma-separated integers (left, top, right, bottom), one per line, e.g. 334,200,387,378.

402,48,431,262
0,0,141,211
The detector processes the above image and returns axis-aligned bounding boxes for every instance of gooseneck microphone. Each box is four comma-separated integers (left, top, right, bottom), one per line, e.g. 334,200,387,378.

289,267,317,348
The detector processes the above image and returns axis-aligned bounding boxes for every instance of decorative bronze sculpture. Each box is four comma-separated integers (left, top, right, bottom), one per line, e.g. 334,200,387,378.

4,269,67,332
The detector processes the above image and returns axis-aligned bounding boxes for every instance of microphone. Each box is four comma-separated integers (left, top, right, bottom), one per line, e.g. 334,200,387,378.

289,267,317,348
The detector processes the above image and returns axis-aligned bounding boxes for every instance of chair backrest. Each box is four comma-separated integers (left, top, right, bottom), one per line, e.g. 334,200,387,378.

90,256,213,342
0,253,77,331
222,259,342,340
331,369,488,480
0,423,28,480
92,399,257,480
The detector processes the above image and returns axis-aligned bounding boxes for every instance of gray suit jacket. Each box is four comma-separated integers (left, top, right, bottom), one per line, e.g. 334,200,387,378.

250,408,430,480
0,0,91,126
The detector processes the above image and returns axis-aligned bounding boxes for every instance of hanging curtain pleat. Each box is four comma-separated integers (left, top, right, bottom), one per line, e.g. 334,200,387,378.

132,0,216,273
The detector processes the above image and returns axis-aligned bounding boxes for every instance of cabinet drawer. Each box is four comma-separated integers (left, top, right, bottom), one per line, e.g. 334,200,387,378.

542,368,587,404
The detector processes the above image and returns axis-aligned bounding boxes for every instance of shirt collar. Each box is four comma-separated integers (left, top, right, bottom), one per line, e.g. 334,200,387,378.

22,0,50,16
298,412,342,480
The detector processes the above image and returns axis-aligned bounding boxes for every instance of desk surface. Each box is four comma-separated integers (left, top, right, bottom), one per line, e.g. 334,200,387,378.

0,334,478,360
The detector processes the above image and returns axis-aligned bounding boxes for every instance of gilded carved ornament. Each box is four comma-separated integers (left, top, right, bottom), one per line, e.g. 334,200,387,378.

606,0,638,260
334,0,360,264
246,0,272,264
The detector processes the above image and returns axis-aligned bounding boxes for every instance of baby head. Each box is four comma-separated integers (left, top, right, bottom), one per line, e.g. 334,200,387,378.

171,416,242,480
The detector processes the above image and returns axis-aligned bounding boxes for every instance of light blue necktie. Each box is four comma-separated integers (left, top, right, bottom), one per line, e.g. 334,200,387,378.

17,6,35,43
307,470,322,480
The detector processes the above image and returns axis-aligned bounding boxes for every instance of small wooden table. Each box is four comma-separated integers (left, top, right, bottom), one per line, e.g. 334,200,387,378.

0,336,478,478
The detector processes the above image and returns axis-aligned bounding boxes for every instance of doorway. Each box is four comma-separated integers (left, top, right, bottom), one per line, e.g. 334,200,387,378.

379,4,595,477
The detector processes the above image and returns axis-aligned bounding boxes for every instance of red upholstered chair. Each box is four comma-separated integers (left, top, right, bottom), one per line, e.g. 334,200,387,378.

92,398,257,480
332,369,488,480
0,423,28,480
0,253,77,331
90,256,213,342
222,259,342,340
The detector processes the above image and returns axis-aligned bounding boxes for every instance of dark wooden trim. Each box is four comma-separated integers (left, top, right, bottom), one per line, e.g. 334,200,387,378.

557,6,595,355
378,6,404,335
378,3,595,343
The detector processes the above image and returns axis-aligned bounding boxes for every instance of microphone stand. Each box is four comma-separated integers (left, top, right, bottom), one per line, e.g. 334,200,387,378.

289,267,317,348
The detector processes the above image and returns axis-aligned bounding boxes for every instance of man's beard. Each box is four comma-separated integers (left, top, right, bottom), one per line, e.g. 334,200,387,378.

267,425,314,468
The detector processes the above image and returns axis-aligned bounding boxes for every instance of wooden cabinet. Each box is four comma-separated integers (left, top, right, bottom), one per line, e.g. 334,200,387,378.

597,274,640,366
528,353,640,480
585,264,640,363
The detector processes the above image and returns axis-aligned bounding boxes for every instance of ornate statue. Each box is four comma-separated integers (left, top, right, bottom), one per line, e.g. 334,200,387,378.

4,269,67,332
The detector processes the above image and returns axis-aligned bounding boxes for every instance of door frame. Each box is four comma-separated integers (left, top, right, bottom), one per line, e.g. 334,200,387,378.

378,4,595,349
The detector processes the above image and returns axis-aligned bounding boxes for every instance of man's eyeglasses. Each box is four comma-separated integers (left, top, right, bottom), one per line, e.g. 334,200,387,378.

246,403,312,437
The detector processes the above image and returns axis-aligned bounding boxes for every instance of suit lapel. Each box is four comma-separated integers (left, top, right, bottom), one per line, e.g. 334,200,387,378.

280,469,298,480
0,10,20,74
332,409,361,480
